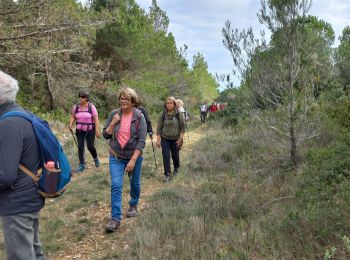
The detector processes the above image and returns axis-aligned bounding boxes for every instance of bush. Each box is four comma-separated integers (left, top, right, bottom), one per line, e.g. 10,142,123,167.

294,141,350,243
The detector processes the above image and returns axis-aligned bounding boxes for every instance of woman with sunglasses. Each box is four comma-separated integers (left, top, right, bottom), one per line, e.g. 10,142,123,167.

103,87,147,232
69,90,101,172
156,96,185,182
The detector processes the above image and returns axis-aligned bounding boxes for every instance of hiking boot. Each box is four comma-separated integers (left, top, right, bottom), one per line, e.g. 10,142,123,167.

126,205,137,218
105,219,120,233
94,157,100,168
76,163,85,173
173,169,179,177
163,174,171,182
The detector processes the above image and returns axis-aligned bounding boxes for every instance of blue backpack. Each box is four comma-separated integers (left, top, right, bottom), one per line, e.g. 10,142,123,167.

0,111,72,198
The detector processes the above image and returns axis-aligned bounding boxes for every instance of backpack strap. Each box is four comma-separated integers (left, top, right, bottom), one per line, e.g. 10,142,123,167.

135,109,142,131
111,108,121,141
19,164,40,182
75,102,95,129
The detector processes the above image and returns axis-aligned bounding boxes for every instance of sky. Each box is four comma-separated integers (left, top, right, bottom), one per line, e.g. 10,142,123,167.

134,0,350,88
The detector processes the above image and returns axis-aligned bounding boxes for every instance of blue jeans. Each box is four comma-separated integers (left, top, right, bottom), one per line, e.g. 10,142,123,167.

109,155,143,221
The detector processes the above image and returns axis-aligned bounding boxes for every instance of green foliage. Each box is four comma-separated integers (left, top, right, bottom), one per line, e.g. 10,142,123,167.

295,141,350,241
335,26,350,85
190,53,219,104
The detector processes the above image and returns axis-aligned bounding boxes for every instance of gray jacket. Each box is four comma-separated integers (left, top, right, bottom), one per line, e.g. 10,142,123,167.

103,108,147,158
0,102,45,216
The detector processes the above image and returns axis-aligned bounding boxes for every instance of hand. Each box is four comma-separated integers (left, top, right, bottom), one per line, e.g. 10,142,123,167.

96,130,101,139
111,113,120,125
176,138,183,147
156,139,161,148
125,159,136,173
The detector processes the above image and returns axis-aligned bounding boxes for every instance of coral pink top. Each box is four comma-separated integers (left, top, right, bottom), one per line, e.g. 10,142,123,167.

117,112,133,149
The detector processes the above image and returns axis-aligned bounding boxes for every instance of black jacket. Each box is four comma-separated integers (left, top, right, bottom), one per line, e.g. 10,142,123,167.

0,101,44,216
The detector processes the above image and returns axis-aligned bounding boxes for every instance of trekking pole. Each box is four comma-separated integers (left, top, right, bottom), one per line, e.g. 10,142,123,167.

150,137,158,168
186,122,190,143
68,126,78,148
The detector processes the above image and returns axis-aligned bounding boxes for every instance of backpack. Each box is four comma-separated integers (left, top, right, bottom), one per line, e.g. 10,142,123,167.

184,110,189,121
74,102,95,129
0,111,72,198
200,104,207,113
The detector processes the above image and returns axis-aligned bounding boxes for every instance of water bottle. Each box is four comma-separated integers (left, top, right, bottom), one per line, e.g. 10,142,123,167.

44,161,59,193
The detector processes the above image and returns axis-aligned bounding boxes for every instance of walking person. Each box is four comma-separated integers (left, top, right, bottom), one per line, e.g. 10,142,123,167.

103,87,147,232
156,96,185,181
200,102,208,123
68,90,101,172
176,99,189,122
0,71,45,260
135,97,153,140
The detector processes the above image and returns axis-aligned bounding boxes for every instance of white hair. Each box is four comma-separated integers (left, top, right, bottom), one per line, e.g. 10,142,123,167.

0,71,19,104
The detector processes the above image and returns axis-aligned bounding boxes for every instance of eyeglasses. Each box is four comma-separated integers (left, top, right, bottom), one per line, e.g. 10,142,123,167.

79,95,87,98
120,97,131,102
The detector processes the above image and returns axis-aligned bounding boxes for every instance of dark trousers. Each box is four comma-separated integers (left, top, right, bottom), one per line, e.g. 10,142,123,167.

161,138,180,175
200,112,207,122
76,129,98,164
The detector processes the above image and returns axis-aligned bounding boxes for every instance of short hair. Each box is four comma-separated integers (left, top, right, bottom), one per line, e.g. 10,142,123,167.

176,99,183,107
79,90,90,101
164,96,177,109
118,87,138,106
0,71,19,104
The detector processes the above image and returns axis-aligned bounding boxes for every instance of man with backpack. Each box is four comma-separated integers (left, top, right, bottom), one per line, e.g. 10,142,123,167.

200,103,208,123
0,71,46,260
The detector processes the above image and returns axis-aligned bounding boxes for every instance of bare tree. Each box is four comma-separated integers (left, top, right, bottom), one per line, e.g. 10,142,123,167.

0,0,111,110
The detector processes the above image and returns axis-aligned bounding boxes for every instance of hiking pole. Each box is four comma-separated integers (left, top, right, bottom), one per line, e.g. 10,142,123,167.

68,126,78,148
150,138,158,168
185,122,190,143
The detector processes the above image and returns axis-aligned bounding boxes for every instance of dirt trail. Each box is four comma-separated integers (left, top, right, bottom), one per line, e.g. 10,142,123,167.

48,125,205,259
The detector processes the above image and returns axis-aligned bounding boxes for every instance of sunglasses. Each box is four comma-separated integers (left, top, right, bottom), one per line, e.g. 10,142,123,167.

79,95,87,98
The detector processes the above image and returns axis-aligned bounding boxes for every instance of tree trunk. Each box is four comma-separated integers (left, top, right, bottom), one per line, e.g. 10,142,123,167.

289,116,298,167
44,55,55,110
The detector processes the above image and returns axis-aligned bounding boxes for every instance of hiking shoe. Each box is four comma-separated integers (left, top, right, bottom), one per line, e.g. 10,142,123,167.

94,157,100,168
105,219,121,233
76,164,85,173
126,205,137,218
163,174,171,182
173,169,179,177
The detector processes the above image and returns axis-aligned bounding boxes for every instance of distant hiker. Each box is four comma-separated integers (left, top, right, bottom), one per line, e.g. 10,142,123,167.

176,98,189,146
200,102,208,123
103,87,147,232
69,90,101,173
209,102,218,113
156,96,185,181
0,71,46,260
135,97,153,139
176,99,189,122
